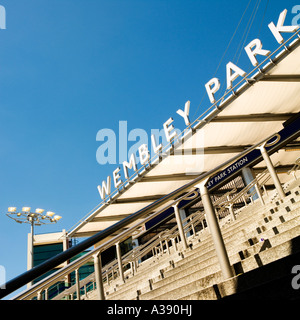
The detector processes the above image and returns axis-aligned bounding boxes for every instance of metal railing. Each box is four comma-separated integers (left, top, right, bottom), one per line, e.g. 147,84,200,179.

288,157,300,180
52,211,206,300
12,189,204,300
216,167,272,211
43,164,282,300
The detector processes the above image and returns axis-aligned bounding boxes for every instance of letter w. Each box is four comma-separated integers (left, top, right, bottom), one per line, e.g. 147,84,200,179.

97,176,111,200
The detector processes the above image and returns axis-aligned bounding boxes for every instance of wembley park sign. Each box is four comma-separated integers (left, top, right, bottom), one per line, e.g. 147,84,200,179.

97,8,299,201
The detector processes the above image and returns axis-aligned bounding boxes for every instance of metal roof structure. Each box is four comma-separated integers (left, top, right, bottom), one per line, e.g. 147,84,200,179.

67,29,300,240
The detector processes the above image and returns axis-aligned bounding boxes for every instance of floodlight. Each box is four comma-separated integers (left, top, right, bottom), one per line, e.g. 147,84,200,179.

6,205,62,272
46,211,55,217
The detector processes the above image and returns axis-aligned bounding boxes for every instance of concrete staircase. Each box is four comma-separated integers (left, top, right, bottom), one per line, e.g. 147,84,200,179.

86,177,300,300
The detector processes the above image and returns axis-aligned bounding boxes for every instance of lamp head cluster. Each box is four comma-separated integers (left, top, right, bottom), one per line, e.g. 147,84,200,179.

7,207,62,226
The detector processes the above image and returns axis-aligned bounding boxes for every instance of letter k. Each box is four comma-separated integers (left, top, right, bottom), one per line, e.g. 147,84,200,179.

268,9,299,44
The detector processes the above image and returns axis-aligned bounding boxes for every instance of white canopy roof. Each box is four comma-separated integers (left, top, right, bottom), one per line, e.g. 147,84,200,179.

68,32,300,239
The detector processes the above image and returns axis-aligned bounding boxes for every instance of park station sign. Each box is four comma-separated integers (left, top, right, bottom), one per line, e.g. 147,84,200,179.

97,8,299,202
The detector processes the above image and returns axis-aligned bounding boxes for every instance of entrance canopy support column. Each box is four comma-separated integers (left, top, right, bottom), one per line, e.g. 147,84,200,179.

93,252,105,300
196,181,234,280
116,242,125,283
75,268,80,300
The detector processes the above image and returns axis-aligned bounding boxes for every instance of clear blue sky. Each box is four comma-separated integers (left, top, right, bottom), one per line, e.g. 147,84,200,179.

0,0,298,298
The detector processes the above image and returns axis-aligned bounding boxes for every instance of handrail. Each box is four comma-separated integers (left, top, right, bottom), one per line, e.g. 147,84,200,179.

55,209,208,300
288,157,300,180
219,170,269,208
213,189,238,207
27,202,205,301
53,211,206,300
216,163,287,217
9,189,200,300
4,130,287,301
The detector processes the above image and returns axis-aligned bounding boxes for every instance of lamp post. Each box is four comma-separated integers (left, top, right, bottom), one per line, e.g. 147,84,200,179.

6,207,62,275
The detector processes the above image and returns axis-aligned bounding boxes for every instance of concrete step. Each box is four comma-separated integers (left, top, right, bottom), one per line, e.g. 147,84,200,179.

139,216,300,301
88,179,300,300
156,211,300,293
104,194,300,300
104,255,184,300
165,201,300,280
181,235,300,300
138,204,300,300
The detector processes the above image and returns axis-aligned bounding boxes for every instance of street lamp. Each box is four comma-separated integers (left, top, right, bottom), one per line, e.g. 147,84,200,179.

6,207,62,273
